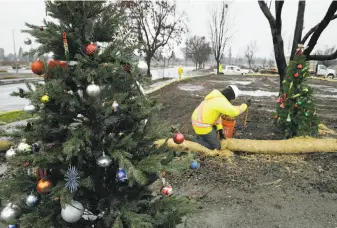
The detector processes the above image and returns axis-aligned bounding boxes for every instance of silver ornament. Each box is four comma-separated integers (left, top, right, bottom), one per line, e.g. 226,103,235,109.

5,147,16,160
17,139,31,153
61,200,84,223
26,193,39,207
24,38,32,45
0,203,21,222
96,152,112,168
23,104,36,114
77,89,83,98
86,82,101,97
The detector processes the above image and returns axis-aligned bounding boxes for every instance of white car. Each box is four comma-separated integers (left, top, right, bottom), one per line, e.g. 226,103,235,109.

223,65,249,75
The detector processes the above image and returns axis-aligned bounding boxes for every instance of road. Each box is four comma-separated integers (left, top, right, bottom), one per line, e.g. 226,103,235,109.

0,67,196,112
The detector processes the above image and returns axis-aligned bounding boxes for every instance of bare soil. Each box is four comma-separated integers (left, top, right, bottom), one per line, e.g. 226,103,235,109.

151,74,337,228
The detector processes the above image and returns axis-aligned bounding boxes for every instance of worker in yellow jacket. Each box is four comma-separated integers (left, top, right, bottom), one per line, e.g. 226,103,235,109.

191,85,248,150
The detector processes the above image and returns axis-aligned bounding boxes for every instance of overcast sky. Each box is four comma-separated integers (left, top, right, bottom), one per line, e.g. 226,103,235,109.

1,0,337,59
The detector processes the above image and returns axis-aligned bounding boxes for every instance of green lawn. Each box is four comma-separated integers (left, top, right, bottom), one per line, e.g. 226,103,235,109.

0,110,35,124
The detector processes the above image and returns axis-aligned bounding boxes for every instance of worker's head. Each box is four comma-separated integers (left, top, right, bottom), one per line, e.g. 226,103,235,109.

221,85,240,101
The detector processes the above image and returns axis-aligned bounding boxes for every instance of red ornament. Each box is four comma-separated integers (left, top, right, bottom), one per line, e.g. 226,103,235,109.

280,103,285,109
274,115,278,119
103,63,108,68
297,64,303,69
294,103,299,108
294,72,299,78
36,178,52,194
59,61,68,68
31,60,45,75
85,43,97,55
173,133,185,144
283,93,287,100
48,59,56,68
277,97,283,103
161,185,173,196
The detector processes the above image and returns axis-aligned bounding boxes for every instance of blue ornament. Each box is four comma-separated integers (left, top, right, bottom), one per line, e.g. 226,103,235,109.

116,168,127,182
190,160,200,169
8,225,19,228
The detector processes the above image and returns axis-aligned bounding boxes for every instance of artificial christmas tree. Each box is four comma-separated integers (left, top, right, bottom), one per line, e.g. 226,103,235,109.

274,44,319,138
0,2,193,227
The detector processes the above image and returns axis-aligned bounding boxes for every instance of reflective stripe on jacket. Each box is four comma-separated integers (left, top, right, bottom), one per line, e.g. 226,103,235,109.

191,89,247,135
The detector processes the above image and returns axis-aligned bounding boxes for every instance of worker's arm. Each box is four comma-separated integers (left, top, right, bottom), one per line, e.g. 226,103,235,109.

214,97,247,118
215,117,223,130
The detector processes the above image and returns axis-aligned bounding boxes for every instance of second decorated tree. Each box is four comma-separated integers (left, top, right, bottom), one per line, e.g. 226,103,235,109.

0,1,193,228
274,44,319,138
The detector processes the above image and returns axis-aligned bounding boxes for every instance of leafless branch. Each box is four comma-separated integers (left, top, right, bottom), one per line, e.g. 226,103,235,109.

301,14,337,44
303,1,337,56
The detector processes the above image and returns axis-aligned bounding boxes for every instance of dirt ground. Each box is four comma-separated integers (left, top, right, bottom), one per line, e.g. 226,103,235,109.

151,74,337,228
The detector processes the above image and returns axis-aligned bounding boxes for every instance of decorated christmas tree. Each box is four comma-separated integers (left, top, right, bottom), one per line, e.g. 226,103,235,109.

0,2,193,227
274,44,319,138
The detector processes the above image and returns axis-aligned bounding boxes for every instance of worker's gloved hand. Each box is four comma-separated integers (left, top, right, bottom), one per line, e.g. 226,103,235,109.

246,99,252,107
217,130,226,140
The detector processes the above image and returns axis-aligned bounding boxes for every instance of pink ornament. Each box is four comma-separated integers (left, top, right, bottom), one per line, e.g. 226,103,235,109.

161,185,173,196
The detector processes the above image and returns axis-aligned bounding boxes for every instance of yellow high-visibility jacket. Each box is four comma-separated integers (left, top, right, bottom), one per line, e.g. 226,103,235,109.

191,89,247,135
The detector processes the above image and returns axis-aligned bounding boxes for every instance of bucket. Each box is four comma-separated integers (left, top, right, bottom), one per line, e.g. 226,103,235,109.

222,119,236,138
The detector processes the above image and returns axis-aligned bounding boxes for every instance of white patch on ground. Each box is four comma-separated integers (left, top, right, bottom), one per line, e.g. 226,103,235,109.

178,84,204,91
227,81,253,85
324,88,337,93
309,84,331,89
316,94,337,99
240,90,278,97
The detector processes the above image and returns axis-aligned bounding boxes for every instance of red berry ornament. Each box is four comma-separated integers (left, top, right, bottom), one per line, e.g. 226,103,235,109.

294,103,298,108
297,64,303,69
31,60,45,75
85,43,97,55
48,59,56,69
173,133,185,144
274,115,278,119
280,103,285,109
294,72,299,78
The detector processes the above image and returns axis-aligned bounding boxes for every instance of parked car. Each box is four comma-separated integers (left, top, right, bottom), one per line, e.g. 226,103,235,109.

223,65,249,75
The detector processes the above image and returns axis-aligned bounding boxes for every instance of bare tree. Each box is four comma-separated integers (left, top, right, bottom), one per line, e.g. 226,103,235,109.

209,1,231,74
258,0,337,90
315,46,337,67
244,41,258,69
132,1,187,77
184,36,212,70
262,57,267,68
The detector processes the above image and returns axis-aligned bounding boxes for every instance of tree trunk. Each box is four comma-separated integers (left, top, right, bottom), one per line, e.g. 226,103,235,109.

272,30,287,91
290,1,306,60
146,59,151,77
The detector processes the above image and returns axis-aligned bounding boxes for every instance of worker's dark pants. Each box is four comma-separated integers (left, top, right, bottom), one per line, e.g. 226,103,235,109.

196,126,221,150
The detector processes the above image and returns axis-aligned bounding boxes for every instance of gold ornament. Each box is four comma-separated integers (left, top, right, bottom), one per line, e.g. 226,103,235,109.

41,94,50,103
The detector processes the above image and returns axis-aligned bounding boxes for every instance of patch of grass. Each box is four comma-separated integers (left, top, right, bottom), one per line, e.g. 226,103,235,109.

0,110,35,123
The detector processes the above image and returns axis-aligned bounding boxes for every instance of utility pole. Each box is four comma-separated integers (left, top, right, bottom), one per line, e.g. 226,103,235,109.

12,29,18,74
